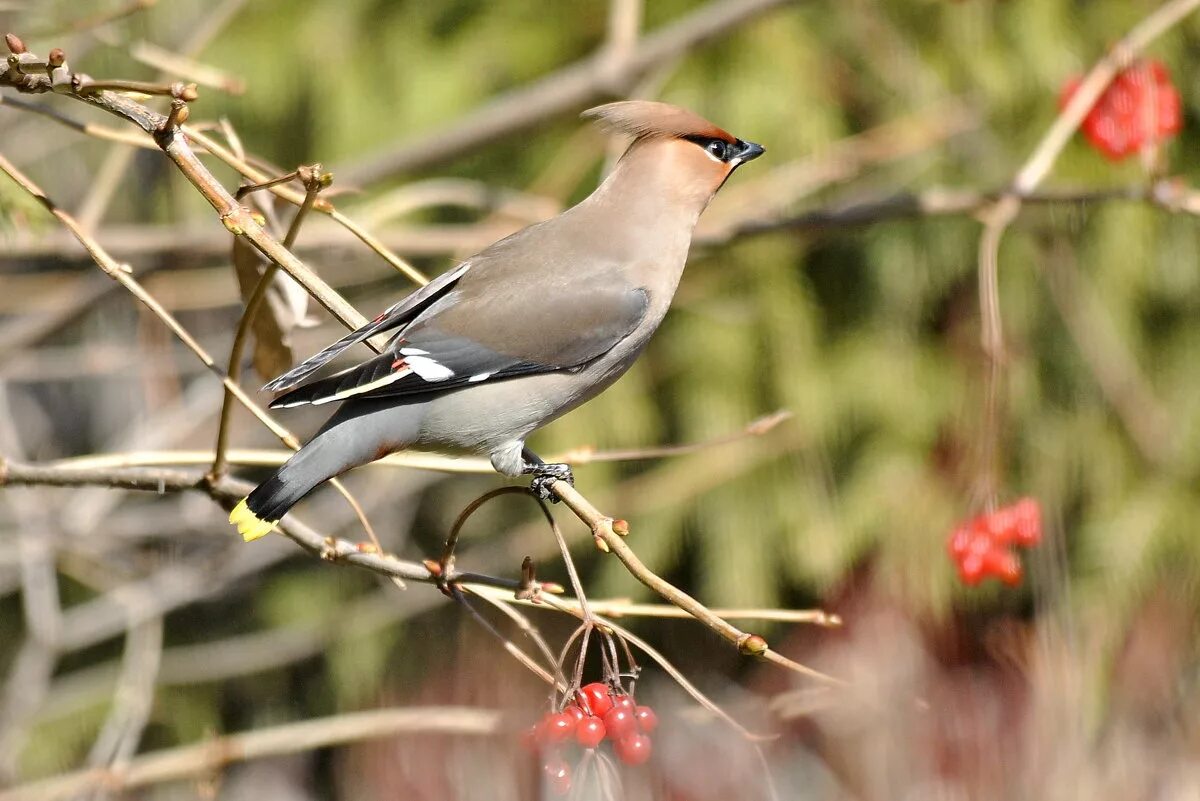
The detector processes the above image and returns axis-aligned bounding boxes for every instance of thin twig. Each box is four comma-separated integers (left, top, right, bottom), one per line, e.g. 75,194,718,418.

1,46,378,341
54,410,792,474
538,594,775,741
447,585,562,688
0,459,523,594
468,588,569,688
0,145,382,546
128,40,246,95
0,706,502,801
547,482,843,685
182,125,428,284
209,164,329,481
82,618,163,778
464,584,840,625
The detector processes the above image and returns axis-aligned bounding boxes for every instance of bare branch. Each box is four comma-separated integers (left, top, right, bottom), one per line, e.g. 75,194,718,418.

547,482,843,685
0,706,502,801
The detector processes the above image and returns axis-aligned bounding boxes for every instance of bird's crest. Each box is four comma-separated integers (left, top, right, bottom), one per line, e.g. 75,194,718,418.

582,101,735,144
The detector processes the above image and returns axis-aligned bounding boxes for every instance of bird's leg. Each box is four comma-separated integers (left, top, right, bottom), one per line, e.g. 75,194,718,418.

521,448,574,502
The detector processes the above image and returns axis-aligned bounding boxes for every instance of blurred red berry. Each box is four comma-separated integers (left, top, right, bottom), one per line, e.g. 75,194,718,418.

957,549,987,586
603,707,638,741
977,547,1019,586
1060,59,1182,161
947,497,1041,587
634,706,659,733
563,704,586,723
575,715,606,748
541,712,577,744
947,526,974,559
614,733,653,766
542,756,572,796
974,498,1043,548
578,682,614,717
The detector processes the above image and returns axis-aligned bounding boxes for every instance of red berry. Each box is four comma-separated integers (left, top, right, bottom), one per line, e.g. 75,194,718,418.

542,756,572,796
634,706,658,733
540,712,577,744
578,682,614,717
614,733,653,766
575,715,606,748
1060,59,1182,161
610,694,636,712
564,704,586,723
603,707,638,741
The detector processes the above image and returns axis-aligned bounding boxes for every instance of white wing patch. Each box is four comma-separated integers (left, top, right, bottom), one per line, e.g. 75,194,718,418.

273,353,455,407
468,372,491,383
406,355,454,382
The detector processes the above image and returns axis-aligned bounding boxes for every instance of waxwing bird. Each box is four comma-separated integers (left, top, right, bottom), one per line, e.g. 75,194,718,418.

230,100,765,541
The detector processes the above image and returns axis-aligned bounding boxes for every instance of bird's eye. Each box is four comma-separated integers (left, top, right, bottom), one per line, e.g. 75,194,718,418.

706,140,727,160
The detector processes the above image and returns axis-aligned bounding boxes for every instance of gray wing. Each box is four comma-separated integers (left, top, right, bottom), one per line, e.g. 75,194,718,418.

268,277,648,409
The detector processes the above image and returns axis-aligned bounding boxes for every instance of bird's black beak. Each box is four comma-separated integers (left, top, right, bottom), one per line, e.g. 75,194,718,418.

732,139,764,165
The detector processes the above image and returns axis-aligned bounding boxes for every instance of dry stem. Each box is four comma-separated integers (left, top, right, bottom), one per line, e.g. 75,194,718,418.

0,706,501,801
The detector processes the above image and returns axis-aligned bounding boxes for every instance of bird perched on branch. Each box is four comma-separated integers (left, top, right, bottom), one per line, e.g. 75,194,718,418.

230,101,764,541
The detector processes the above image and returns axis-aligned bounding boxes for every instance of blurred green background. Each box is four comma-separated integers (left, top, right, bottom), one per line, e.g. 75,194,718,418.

3,0,1200,798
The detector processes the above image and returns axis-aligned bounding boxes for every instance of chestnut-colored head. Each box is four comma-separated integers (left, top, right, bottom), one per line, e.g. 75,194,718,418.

582,100,764,210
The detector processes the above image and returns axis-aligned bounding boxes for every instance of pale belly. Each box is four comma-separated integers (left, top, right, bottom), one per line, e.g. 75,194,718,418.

414,331,652,474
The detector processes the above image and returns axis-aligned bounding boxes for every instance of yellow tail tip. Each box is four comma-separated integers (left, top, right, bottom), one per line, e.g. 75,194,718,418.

229,498,277,542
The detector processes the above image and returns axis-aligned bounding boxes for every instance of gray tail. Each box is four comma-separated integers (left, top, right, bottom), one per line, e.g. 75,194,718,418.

244,438,343,523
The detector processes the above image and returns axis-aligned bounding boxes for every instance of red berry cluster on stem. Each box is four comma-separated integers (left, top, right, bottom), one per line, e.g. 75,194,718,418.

522,682,659,796
1060,59,1182,161
947,497,1042,586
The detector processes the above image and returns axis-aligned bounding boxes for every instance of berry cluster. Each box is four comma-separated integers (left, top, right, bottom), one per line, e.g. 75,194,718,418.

1060,59,1182,161
947,498,1042,586
523,682,659,796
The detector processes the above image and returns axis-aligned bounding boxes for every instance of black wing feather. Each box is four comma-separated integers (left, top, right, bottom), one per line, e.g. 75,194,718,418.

261,263,469,393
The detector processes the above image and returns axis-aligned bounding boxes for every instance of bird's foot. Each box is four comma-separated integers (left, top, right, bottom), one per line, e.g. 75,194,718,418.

526,462,574,502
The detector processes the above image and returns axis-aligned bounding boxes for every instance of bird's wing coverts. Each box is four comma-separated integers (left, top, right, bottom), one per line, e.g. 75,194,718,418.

261,263,470,394
268,270,648,409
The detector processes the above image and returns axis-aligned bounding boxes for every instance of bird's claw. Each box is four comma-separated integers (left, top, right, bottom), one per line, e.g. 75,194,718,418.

529,463,574,502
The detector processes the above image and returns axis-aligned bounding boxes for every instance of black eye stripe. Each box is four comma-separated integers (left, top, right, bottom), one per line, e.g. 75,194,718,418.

684,135,733,161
